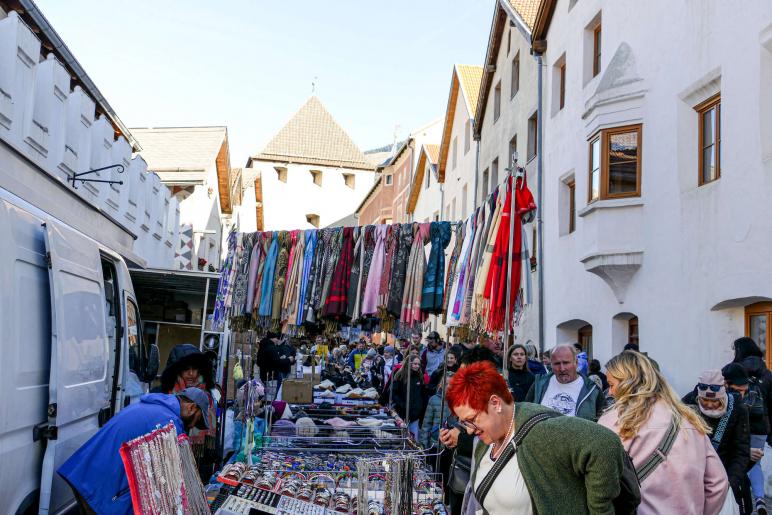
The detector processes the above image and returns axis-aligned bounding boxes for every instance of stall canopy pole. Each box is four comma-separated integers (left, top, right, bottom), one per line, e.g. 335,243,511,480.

199,277,210,351
503,152,518,383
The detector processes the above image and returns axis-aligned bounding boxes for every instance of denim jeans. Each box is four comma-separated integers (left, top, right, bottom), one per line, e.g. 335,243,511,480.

748,434,766,500
408,420,420,441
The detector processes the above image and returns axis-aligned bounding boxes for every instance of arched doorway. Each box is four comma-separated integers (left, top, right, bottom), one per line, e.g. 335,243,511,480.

746,302,772,367
612,312,639,355
556,319,593,360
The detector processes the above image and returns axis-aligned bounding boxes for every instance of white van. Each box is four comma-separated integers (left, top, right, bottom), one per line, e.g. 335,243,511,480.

0,187,156,514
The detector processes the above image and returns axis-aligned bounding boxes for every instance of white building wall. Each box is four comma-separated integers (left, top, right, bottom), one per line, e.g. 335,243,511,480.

0,12,178,268
542,0,772,393
412,162,443,223
441,84,476,224
254,161,376,231
477,17,541,347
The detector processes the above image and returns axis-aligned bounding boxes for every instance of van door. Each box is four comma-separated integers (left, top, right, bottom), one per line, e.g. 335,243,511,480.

39,221,111,514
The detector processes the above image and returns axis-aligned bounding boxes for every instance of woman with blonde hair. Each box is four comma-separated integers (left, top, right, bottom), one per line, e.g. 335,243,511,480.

599,351,729,514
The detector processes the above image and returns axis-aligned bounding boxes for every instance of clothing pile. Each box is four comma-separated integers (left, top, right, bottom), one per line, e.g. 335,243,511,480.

213,174,536,337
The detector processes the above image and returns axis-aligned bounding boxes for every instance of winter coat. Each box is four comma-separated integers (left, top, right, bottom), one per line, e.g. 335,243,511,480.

257,340,281,382
683,390,751,490
421,346,446,377
420,392,451,448
599,400,729,515
276,342,295,374
159,343,214,393
58,394,186,515
526,358,547,375
346,349,368,370
507,366,535,402
738,355,772,438
465,403,625,515
392,374,425,423
525,373,606,421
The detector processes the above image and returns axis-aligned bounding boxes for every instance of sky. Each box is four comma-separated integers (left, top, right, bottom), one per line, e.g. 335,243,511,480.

35,1,495,167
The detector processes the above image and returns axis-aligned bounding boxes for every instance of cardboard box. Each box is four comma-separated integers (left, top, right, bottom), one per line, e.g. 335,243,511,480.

282,377,314,404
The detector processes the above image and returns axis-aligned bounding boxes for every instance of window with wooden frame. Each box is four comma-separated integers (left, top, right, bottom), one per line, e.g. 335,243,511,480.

527,112,538,161
587,124,642,202
696,94,721,185
746,302,772,367
559,62,566,110
511,52,520,99
593,25,602,77
628,316,639,346
578,324,593,358
567,180,576,233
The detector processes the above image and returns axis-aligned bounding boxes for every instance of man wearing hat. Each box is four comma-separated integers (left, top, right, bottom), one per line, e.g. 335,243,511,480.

58,388,209,514
421,331,446,377
683,369,752,513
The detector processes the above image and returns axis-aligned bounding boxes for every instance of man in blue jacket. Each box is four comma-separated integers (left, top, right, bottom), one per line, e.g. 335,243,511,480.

58,388,210,514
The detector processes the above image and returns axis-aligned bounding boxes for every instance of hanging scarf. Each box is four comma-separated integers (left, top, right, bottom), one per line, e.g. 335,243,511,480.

305,228,330,323
362,225,388,315
387,224,414,318
271,231,291,329
212,230,238,331
299,229,318,325
447,216,474,326
421,221,451,314
230,233,255,330
245,234,262,315
346,227,363,321
319,227,343,310
282,231,303,329
485,178,515,332
356,226,376,318
258,232,279,318
323,226,355,320
472,185,505,330
459,205,487,324
379,225,398,308
442,222,464,324
400,223,430,330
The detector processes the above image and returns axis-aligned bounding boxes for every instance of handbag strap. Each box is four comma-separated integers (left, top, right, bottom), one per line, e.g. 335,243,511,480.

474,411,559,506
636,415,680,483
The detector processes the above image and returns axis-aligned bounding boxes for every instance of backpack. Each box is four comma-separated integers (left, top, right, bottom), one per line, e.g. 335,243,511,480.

744,377,766,419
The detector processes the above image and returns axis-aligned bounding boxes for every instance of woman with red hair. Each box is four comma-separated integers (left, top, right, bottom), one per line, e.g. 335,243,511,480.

446,361,628,514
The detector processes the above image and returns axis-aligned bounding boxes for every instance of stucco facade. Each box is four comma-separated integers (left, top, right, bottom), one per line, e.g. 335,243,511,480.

537,0,772,393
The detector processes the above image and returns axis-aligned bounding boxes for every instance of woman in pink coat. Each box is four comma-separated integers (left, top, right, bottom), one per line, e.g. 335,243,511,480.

599,351,729,514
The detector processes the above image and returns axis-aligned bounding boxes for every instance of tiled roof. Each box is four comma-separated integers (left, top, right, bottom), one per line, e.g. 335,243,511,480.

131,127,226,171
425,144,440,165
252,96,373,171
508,0,541,30
456,65,484,116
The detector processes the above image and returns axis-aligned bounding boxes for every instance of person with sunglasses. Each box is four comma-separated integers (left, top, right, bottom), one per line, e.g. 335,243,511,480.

446,361,627,515
683,370,752,514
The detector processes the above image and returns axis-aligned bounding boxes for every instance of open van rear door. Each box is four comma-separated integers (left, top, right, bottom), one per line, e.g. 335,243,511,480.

39,221,110,514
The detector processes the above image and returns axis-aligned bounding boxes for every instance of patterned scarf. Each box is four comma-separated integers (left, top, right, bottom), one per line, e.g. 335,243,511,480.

245,234,262,315
319,227,343,310
270,231,290,330
400,223,430,329
362,224,388,315
379,225,398,309
421,221,451,314
323,226,355,320
441,222,464,324
282,231,303,329
212,230,237,331
230,233,255,329
299,229,318,325
387,224,414,318
346,227,363,321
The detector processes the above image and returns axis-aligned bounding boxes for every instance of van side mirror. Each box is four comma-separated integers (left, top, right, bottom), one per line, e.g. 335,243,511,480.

142,344,160,383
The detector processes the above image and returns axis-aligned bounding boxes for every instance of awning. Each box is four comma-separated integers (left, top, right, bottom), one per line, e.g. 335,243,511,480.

129,267,219,297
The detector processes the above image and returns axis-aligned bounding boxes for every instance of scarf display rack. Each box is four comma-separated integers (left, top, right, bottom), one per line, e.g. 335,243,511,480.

212,158,536,350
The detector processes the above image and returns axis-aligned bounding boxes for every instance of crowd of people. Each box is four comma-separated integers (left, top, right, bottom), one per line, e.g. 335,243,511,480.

256,331,772,515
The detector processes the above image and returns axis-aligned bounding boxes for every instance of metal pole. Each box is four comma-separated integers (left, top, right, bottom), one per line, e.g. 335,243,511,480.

199,277,210,350
503,154,517,383
406,352,412,440
536,53,546,354
436,336,450,472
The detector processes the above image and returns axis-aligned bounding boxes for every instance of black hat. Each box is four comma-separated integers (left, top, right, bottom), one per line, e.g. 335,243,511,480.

722,363,750,386
427,331,441,341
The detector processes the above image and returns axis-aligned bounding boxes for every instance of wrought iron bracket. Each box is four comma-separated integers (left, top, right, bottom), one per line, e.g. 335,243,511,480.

70,164,124,189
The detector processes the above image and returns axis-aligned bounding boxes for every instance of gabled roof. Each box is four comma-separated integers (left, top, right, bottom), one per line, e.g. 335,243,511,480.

474,0,541,139
406,144,440,214
132,126,234,214
532,0,558,44
250,96,373,171
437,64,483,182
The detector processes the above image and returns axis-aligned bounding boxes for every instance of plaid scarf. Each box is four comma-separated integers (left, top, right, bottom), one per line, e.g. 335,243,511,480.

323,226,355,320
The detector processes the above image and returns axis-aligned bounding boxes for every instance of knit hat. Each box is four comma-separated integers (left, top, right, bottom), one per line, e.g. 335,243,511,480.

696,370,727,418
722,363,750,386
366,349,377,358
295,417,319,437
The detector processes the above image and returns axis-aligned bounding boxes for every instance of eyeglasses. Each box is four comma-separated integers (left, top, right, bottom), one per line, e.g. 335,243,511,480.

458,412,483,433
697,383,722,392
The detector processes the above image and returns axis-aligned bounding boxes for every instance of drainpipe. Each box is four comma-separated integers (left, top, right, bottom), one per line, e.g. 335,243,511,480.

439,179,445,221
473,135,480,209
534,50,545,353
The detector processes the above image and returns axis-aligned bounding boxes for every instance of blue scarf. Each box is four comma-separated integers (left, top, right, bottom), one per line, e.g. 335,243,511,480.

258,233,279,317
421,221,451,314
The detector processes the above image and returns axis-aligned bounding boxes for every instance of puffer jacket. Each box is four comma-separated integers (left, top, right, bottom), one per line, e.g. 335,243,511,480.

525,373,606,421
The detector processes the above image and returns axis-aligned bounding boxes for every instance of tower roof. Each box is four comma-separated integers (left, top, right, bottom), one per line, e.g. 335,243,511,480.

251,96,373,171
